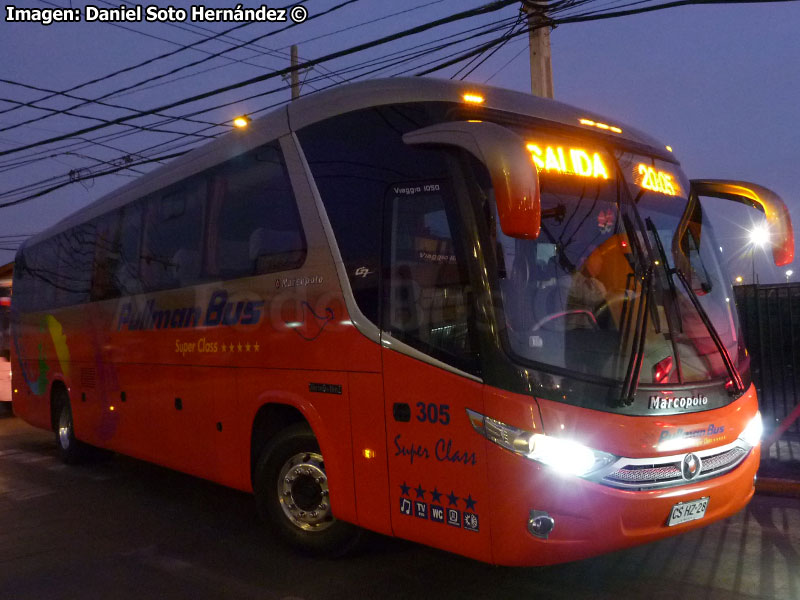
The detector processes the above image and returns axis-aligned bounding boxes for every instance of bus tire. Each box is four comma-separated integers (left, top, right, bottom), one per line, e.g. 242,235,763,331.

254,423,362,556
53,391,87,464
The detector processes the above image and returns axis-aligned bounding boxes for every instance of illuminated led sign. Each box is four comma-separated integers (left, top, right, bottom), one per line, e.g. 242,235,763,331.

636,164,679,196
527,143,610,179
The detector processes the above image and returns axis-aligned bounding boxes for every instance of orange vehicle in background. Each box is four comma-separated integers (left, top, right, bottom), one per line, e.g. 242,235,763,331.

9,79,793,565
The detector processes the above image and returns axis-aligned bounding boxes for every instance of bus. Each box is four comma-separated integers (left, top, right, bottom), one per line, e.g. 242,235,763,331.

9,78,794,566
1,266,11,407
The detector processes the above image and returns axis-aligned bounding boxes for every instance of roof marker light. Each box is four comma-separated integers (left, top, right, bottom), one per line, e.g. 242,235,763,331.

579,118,622,134
462,93,485,104
233,115,251,129
666,145,673,152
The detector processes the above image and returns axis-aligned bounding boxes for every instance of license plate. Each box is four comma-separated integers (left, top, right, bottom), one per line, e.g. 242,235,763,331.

667,497,709,526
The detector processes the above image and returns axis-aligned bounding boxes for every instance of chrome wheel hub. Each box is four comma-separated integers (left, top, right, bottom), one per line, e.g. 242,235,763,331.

58,407,71,450
277,452,333,531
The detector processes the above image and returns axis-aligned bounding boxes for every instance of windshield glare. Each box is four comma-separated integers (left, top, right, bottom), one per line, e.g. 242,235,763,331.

493,134,741,386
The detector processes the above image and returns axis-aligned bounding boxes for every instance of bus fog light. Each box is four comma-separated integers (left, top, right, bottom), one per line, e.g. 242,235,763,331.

528,510,555,539
739,412,763,447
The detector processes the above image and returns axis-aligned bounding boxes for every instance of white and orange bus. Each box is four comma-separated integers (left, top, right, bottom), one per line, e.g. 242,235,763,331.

9,79,794,565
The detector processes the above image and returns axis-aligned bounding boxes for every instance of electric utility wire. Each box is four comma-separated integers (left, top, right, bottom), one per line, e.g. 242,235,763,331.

0,7,275,120
0,0,663,181
416,0,796,77
0,78,218,128
0,16,521,203
0,10,517,177
98,0,348,87
80,0,348,95
1,7,512,157
289,0,448,47
483,40,529,82
0,16,513,191
4,0,761,193
0,0,522,159
3,0,359,137
0,150,189,209
451,13,524,79
0,92,217,139
103,0,446,100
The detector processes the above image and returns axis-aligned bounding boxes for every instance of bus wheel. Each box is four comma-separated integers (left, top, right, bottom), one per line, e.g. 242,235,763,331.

254,423,361,556
54,392,86,464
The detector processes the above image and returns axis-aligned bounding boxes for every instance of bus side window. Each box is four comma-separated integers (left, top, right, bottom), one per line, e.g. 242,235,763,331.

207,140,306,279
26,241,59,311
384,187,478,374
90,213,121,302
116,203,144,296
141,177,206,292
58,224,94,306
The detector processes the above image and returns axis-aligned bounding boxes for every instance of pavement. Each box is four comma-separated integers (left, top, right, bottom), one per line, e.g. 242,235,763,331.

756,434,800,497
2,408,800,600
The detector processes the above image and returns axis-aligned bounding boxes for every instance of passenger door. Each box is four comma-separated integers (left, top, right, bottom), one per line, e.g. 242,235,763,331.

380,181,491,563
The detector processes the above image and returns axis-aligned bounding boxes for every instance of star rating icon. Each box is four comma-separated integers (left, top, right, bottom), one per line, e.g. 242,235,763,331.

463,494,477,511
447,491,459,507
414,484,426,499
400,481,410,496
220,341,259,352
430,488,442,503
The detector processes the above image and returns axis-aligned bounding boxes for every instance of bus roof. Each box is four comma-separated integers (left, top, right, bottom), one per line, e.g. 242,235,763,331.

26,77,674,250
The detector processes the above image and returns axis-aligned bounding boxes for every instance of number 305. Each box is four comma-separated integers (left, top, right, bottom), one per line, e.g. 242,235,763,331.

416,402,450,425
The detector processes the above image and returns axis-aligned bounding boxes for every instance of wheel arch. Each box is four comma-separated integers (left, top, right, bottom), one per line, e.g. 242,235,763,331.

249,398,357,525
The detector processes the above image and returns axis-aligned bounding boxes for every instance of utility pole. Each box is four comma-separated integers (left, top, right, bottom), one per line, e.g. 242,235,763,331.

290,44,300,100
524,3,554,99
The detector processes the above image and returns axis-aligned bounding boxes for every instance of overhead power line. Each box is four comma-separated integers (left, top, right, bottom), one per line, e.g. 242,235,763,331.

6,0,351,137
0,0,521,159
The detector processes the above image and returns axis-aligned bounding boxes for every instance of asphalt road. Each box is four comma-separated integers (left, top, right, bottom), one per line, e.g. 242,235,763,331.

1,408,798,600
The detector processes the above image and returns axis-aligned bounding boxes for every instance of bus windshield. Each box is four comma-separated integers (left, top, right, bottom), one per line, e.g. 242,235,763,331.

492,133,741,387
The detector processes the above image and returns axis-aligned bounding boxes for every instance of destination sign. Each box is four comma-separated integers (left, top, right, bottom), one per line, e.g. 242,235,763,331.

635,164,680,196
526,143,610,180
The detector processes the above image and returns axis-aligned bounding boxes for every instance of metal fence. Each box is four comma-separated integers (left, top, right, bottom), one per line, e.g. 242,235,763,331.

734,283,800,453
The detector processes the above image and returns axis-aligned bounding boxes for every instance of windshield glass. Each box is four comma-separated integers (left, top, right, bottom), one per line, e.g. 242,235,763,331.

492,130,742,386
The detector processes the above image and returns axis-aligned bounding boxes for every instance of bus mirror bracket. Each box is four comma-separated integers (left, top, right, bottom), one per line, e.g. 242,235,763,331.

402,121,541,239
690,179,795,266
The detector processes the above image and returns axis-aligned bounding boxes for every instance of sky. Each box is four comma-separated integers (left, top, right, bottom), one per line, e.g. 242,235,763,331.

0,0,798,283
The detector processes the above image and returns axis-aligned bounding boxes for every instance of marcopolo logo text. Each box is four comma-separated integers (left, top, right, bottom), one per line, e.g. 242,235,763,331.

649,395,709,411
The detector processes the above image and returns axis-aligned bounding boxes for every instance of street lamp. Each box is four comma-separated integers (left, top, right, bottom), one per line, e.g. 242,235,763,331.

786,269,793,283
735,275,743,284
749,224,770,248
748,223,770,284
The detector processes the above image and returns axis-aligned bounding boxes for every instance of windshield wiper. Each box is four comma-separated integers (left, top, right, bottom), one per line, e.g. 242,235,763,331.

673,269,744,394
645,217,685,384
619,211,653,406
621,265,652,406
645,218,744,395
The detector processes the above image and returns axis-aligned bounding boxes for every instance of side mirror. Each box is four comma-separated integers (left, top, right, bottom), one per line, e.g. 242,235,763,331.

690,179,795,266
402,121,541,239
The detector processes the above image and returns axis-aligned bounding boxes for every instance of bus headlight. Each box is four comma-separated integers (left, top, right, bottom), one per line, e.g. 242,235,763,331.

739,412,763,447
466,409,616,477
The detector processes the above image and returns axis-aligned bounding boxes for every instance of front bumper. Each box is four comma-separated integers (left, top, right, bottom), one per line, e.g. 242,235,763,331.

485,441,759,566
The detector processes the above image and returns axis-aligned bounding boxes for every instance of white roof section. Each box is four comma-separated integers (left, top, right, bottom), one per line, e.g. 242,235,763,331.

28,77,673,248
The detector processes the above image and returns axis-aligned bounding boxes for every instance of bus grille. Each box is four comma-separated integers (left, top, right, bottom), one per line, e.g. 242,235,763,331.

598,442,751,490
